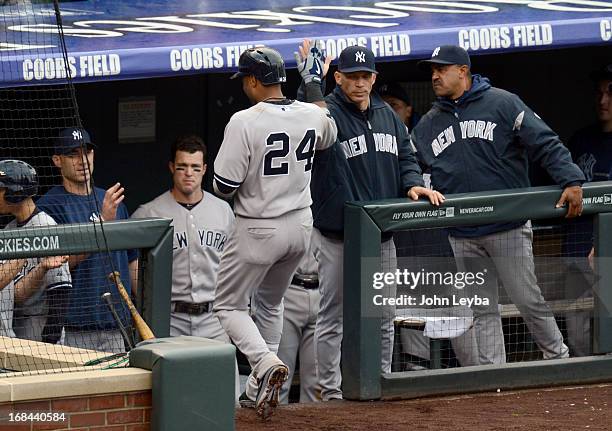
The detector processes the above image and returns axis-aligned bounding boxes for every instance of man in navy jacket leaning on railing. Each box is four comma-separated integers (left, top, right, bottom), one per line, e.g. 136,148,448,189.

412,45,585,366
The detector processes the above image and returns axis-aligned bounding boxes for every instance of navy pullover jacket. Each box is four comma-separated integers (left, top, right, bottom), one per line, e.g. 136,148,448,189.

311,86,424,234
411,75,585,237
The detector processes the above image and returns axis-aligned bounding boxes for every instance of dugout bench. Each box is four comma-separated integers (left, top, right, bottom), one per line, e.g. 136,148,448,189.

392,296,595,371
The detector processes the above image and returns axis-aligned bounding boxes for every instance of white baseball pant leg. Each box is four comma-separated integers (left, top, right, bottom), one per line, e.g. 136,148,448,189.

277,283,320,404
214,208,312,400
450,222,568,365
312,229,396,401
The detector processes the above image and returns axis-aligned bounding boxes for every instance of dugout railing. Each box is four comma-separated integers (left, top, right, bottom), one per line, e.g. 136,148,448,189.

343,181,612,400
0,218,238,429
0,218,173,341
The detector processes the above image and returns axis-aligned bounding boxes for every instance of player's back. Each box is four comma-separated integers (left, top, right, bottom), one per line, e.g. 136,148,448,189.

215,100,336,218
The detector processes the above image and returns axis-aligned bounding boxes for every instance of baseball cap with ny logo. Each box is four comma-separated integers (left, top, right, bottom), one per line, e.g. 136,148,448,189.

418,45,471,70
55,127,97,155
337,45,377,74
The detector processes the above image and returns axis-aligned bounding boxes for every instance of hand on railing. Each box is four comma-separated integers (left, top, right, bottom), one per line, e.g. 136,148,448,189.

556,185,583,218
407,186,445,206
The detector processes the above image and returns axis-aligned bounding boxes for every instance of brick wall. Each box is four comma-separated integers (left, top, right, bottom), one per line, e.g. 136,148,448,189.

0,391,151,431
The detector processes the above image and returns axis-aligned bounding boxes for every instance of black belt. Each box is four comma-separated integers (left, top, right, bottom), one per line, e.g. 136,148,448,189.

291,276,319,290
172,301,212,315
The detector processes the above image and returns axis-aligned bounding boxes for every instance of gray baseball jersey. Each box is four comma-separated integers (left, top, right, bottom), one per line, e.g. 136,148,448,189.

214,100,337,218
8,211,72,315
132,190,235,303
3,211,72,335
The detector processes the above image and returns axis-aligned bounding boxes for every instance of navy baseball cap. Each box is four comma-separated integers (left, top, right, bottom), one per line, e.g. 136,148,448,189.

418,45,471,70
590,64,612,82
337,45,377,74
378,82,411,106
55,127,96,155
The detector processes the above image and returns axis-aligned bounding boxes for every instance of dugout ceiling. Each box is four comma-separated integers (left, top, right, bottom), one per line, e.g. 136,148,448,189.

0,0,612,87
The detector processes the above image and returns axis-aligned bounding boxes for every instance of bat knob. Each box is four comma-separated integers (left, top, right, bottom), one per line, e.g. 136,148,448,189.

108,271,120,282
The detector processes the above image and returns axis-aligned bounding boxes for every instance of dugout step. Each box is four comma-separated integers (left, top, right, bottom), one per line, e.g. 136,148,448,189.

382,355,612,400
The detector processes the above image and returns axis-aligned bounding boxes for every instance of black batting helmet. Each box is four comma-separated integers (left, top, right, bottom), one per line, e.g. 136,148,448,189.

0,160,38,204
231,47,287,86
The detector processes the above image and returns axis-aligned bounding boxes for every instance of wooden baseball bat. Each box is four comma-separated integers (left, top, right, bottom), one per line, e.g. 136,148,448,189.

108,271,155,340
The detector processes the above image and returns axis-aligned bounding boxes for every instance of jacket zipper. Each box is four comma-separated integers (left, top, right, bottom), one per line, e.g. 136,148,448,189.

361,110,379,198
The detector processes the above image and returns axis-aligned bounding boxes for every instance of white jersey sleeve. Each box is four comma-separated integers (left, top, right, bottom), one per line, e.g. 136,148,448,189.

213,115,250,196
316,108,338,151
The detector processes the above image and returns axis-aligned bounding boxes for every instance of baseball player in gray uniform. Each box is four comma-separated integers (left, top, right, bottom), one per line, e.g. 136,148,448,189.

132,135,234,341
0,160,72,341
274,236,320,404
132,135,238,400
212,46,337,419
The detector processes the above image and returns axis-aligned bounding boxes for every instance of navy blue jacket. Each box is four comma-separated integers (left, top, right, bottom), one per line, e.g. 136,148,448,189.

562,125,612,259
311,87,424,234
412,75,585,237
37,186,137,330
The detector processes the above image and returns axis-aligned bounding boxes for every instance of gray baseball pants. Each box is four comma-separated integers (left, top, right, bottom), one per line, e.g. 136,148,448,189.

214,208,312,400
312,228,396,401
563,264,593,357
170,309,240,403
277,283,320,404
448,222,568,365
169,309,230,341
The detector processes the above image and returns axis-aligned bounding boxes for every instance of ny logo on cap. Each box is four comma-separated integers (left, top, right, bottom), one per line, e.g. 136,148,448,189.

72,130,83,140
432,47,441,57
355,51,366,63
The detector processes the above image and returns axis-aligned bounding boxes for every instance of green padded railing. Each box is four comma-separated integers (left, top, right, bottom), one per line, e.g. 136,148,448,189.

343,182,612,400
0,218,173,338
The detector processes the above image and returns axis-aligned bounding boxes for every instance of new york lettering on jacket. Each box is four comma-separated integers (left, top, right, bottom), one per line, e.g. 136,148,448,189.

411,75,584,237
311,87,424,233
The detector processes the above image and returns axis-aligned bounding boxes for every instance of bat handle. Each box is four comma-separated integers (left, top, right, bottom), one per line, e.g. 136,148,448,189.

102,292,134,350
108,271,155,341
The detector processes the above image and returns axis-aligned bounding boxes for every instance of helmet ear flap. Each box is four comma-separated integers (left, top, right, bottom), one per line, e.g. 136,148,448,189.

4,182,33,204
4,184,24,204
